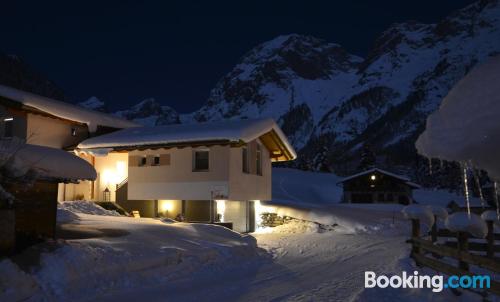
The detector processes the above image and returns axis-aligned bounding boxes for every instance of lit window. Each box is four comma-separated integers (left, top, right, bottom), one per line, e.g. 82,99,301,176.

193,150,209,171
242,146,249,173
256,144,262,175
3,117,13,138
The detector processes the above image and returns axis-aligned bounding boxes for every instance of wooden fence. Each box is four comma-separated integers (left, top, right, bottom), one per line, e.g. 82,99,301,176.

408,218,500,296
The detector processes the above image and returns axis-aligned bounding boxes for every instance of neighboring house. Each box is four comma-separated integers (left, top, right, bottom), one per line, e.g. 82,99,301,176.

0,84,134,250
75,119,296,232
0,84,138,201
338,168,420,204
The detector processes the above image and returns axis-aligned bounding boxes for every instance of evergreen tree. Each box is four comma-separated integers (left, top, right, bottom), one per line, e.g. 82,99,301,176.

357,143,376,171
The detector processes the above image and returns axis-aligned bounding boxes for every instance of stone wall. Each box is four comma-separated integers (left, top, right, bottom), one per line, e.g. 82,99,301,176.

260,213,295,227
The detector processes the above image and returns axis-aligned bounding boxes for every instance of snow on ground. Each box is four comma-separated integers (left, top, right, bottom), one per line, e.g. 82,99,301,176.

268,168,474,233
95,216,482,302
1,169,494,301
0,209,258,302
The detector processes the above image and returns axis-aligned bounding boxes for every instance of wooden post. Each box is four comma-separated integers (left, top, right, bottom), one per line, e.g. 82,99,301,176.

431,215,438,243
457,231,469,271
486,220,494,258
411,219,421,256
0,209,15,255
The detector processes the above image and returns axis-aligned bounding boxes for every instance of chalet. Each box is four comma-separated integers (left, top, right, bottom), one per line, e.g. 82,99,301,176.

73,118,296,232
0,84,297,234
338,168,420,204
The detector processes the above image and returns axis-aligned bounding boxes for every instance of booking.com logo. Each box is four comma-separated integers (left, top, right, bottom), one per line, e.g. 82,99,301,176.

365,271,491,292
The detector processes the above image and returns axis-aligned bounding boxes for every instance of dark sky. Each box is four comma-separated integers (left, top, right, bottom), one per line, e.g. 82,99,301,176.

0,0,476,113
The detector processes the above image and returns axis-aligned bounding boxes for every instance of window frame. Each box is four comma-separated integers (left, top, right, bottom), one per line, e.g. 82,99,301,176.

153,155,160,166
242,145,249,174
193,149,210,172
139,156,147,167
4,117,13,138
256,143,263,176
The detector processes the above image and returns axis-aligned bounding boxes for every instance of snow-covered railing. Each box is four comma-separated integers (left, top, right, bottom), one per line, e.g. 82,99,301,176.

402,205,500,296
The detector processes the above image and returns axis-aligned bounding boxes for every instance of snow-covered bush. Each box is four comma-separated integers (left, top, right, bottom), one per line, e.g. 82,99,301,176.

481,210,500,225
445,212,488,238
426,205,448,220
402,205,434,229
0,139,38,209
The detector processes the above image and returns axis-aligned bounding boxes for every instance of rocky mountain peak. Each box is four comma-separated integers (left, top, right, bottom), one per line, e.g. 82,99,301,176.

78,96,108,112
115,98,180,126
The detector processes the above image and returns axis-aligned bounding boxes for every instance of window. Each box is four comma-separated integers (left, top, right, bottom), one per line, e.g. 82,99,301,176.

139,156,147,166
71,127,77,137
4,117,13,138
256,144,262,175
153,155,160,166
242,146,249,173
193,150,209,171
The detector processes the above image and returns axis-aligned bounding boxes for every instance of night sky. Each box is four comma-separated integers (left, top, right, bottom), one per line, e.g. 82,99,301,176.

0,0,476,113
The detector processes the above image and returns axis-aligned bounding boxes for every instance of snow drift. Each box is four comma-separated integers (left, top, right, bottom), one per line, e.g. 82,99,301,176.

416,55,500,180
0,212,259,301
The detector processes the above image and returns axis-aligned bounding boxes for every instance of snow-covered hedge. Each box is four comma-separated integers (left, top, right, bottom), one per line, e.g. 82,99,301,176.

445,212,488,238
402,205,434,229
426,205,448,220
481,210,500,225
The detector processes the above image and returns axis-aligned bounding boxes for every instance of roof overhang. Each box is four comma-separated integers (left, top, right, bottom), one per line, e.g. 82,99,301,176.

77,130,296,162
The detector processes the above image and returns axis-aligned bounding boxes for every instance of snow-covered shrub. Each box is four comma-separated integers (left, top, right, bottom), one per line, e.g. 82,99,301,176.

481,210,500,225
402,205,434,229
0,139,38,209
426,205,448,220
445,212,488,238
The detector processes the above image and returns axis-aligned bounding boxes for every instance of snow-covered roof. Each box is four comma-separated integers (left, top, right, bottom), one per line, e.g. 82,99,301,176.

416,55,500,180
338,168,420,188
0,139,96,182
77,118,297,161
0,84,139,132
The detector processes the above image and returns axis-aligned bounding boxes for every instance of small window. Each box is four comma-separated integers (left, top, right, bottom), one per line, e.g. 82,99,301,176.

193,150,209,171
4,117,13,138
139,156,147,166
242,146,249,173
153,155,160,166
71,127,77,137
256,144,262,175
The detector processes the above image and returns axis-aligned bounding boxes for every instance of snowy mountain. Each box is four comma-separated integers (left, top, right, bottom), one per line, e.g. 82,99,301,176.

114,98,180,126
188,34,363,150
188,0,500,176
3,0,499,181
78,96,108,112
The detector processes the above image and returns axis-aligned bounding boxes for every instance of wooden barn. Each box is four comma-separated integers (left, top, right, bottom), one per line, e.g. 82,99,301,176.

338,168,420,204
